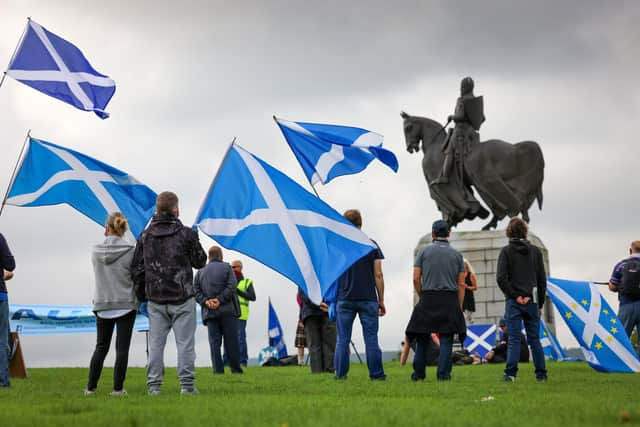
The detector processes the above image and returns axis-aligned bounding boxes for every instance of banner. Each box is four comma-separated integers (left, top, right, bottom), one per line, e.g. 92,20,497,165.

9,304,149,335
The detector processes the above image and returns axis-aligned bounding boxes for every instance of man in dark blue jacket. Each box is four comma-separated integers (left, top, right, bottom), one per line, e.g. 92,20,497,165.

0,233,16,387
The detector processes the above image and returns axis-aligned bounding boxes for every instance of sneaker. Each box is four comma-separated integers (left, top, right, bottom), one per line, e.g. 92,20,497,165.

83,389,96,396
501,375,516,383
536,376,548,382
410,373,425,382
180,387,199,395
370,375,386,381
110,389,128,396
148,387,161,396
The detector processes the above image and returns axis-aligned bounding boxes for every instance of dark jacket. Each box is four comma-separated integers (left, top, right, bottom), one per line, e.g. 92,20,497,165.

194,260,240,323
131,213,207,304
496,238,546,308
298,289,327,322
0,233,15,294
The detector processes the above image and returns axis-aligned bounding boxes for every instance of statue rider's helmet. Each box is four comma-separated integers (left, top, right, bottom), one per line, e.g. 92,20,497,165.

461,77,474,95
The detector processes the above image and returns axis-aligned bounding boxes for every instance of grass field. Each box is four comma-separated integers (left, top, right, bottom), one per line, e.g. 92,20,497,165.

1,361,639,427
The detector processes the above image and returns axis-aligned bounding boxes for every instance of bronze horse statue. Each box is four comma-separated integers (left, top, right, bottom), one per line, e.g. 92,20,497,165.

401,112,544,230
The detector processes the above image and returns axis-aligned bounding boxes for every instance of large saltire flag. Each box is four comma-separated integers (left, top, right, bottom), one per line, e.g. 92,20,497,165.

547,277,640,372
6,137,156,238
539,319,569,361
194,143,376,304
6,19,115,119
268,298,288,359
274,117,399,186
464,324,497,359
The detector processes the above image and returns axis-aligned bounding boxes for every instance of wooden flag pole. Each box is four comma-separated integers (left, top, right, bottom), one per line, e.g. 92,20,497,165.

0,129,31,217
0,17,30,92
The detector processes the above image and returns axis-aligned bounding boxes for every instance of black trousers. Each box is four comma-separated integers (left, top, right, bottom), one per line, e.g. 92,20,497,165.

304,315,336,373
207,316,243,374
87,310,136,391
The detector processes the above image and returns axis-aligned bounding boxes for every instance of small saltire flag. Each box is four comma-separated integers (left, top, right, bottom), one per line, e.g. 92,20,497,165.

6,137,156,238
274,117,399,186
547,277,640,373
539,319,568,361
268,298,288,359
464,324,497,359
195,143,376,304
6,19,115,119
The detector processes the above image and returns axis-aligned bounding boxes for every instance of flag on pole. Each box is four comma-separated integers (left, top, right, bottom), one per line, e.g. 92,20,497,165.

268,298,288,359
195,143,376,304
6,19,115,118
539,319,568,361
464,324,497,359
547,277,640,372
274,117,398,186
6,137,156,238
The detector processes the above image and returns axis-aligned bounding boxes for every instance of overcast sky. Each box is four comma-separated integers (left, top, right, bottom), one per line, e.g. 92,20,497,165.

1,0,639,367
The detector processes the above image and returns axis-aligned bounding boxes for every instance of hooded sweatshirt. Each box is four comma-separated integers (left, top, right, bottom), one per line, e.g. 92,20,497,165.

496,238,547,308
92,236,137,312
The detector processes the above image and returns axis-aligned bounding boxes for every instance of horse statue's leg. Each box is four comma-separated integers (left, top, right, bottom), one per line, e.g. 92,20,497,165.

481,215,499,231
522,209,530,223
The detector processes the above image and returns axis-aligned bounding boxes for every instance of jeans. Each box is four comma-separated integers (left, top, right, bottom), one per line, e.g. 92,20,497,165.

304,315,336,373
619,300,640,357
504,299,547,378
238,319,248,365
0,300,9,387
87,310,136,391
207,316,243,374
334,300,385,379
147,298,197,389
412,334,453,380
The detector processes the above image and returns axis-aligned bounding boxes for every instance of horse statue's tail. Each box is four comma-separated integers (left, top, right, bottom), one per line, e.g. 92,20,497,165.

536,184,543,210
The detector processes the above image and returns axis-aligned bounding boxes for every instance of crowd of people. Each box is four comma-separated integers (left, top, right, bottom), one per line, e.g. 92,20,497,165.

2,190,640,392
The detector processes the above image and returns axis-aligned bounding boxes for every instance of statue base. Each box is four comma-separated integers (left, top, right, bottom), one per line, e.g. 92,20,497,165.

415,229,556,334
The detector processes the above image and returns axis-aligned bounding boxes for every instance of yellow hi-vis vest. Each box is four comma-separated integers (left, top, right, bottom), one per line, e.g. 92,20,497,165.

237,278,253,321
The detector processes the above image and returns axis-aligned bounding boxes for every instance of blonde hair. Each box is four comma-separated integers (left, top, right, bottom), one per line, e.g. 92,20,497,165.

463,258,475,276
106,212,128,237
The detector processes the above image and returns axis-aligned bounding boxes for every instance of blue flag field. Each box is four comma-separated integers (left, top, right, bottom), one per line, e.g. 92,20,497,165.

268,299,288,359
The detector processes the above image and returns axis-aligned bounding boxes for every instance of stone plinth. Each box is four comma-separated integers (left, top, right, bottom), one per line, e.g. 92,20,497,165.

414,230,556,334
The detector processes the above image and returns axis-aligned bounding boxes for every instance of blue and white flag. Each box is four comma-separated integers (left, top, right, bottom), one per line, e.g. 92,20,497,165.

274,117,399,186
195,143,376,304
547,277,640,372
268,299,288,359
6,19,115,119
539,319,568,361
6,137,156,238
464,324,497,359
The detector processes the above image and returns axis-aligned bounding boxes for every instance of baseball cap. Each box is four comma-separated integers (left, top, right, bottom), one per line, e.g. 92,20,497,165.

432,219,450,236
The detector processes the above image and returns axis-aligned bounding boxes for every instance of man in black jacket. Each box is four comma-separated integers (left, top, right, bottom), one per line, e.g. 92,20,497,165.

0,233,15,388
496,217,547,382
131,191,207,395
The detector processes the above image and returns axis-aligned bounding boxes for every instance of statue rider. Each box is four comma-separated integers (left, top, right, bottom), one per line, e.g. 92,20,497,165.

432,77,485,185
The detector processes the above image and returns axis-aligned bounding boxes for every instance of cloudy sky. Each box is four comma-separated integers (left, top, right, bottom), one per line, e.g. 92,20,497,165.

1,0,638,367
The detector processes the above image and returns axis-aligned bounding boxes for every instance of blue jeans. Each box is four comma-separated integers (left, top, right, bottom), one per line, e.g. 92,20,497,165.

504,299,547,378
618,300,640,357
0,300,9,387
412,334,453,380
238,319,248,365
334,300,385,379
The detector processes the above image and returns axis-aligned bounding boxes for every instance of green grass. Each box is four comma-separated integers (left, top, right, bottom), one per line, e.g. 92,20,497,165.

1,362,639,427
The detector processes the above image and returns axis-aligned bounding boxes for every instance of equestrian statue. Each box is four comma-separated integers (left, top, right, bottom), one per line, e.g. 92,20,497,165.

402,77,544,230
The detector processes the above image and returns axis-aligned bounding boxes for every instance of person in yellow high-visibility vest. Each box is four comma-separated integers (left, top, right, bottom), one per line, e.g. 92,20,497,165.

231,260,256,366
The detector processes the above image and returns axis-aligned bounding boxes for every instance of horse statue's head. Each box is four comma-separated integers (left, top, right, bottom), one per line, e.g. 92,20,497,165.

401,111,444,154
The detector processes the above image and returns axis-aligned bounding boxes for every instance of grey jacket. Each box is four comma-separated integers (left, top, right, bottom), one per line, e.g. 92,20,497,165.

92,236,138,312
193,260,240,323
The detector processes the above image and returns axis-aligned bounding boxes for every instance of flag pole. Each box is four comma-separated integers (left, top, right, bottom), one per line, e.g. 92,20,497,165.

0,17,30,91
0,130,31,217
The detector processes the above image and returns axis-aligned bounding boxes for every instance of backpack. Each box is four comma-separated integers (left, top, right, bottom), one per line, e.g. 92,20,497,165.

620,257,640,299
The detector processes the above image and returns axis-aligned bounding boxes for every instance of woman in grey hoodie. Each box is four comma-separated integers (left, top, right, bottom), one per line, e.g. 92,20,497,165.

85,212,138,396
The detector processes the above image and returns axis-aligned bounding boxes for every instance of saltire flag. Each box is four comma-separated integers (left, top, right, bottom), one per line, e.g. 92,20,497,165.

464,324,497,359
6,137,156,238
274,117,399,186
547,277,640,372
6,19,115,118
540,319,568,361
268,298,288,358
194,143,376,304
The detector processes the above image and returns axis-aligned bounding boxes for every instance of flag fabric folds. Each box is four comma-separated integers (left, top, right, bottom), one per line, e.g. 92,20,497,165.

195,143,376,304
6,19,115,119
464,324,497,359
6,137,156,238
539,319,568,361
547,277,640,372
268,299,288,359
274,117,398,186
